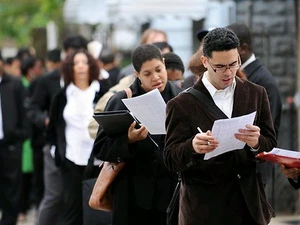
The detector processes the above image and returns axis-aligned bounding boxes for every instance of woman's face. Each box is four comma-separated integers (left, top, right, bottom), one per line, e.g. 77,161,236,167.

73,52,89,82
136,59,168,92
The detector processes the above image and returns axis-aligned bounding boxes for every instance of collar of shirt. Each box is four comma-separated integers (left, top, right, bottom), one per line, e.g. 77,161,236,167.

202,71,236,97
99,69,109,79
240,53,256,70
66,80,100,97
60,77,64,88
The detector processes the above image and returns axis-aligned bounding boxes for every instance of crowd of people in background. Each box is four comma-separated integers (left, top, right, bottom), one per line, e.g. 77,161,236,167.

0,22,292,225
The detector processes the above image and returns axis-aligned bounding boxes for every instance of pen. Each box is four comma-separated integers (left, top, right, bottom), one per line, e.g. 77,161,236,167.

197,127,211,145
197,127,203,134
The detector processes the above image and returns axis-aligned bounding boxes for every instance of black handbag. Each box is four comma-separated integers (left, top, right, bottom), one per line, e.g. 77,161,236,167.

82,155,112,225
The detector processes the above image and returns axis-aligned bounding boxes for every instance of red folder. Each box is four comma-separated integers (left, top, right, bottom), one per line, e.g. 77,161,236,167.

256,148,300,168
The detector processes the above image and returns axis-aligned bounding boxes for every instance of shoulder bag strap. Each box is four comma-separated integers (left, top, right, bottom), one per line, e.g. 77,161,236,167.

186,87,227,119
124,88,132,99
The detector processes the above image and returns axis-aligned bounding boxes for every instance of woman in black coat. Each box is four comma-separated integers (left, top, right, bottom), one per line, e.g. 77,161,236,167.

92,44,182,225
47,50,109,225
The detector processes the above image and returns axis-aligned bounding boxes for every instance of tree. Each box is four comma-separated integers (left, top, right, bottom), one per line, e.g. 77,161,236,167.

0,0,64,46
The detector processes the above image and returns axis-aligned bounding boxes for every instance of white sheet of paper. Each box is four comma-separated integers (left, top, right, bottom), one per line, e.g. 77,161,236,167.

122,89,166,134
204,111,257,160
269,148,300,158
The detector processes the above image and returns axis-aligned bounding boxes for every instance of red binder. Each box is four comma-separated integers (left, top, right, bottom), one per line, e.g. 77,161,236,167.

256,148,300,168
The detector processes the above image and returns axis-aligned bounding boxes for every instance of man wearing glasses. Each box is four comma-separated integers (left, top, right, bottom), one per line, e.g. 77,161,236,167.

164,28,277,225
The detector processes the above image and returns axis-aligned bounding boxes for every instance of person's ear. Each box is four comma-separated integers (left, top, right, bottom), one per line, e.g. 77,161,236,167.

201,55,208,69
134,70,139,78
238,43,248,55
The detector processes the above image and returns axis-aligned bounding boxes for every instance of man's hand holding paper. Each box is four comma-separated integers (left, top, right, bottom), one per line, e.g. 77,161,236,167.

204,111,257,160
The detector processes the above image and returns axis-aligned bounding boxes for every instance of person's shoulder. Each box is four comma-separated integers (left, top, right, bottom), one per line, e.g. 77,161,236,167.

168,87,193,105
2,74,23,89
44,68,61,79
105,89,127,110
247,59,277,82
237,77,266,94
168,81,183,96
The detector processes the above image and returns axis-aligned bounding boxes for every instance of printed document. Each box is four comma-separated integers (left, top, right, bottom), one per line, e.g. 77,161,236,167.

122,89,166,135
256,148,300,168
204,111,257,160
266,148,300,158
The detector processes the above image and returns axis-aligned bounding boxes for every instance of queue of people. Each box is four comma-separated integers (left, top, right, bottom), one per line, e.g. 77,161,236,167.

0,23,294,225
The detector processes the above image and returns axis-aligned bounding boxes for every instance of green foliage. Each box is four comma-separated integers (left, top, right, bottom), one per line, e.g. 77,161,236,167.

0,0,64,46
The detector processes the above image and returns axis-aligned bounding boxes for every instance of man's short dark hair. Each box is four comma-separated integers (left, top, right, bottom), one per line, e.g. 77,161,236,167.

226,23,253,51
131,44,163,73
21,56,36,75
163,52,184,73
63,35,88,51
46,48,61,63
203,28,240,58
16,48,31,60
99,49,115,64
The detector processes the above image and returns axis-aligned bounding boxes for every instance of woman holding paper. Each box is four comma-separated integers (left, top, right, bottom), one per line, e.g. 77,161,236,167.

92,44,182,225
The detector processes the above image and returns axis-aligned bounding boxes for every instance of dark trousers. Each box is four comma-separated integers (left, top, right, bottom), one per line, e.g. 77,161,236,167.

60,159,85,225
32,145,44,207
131,206,166,225
0,143,22,225
19,173,33,214
37,145,63,225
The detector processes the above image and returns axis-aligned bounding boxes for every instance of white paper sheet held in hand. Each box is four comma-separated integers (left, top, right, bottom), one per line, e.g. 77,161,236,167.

121,89,166,134
204,111,257,160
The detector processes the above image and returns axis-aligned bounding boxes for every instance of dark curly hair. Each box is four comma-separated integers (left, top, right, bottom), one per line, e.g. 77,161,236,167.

203,28,240,58
61,50,99,86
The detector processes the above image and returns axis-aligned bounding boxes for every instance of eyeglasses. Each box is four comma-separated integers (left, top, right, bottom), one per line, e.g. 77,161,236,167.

206,55,241,73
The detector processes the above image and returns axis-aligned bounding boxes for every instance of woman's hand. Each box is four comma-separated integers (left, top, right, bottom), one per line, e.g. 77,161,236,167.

128,121,148,143
235,124,260,149
192,130,219,154
280,164,300,179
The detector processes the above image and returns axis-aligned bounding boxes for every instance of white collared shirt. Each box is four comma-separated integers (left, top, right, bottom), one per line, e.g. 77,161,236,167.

0,76,3,139
63,80,100,165
202,72,236,118
240,53,256,70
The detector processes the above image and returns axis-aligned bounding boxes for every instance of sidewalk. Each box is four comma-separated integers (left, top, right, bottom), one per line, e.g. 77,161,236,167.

14,209,300,225
270,214,300,225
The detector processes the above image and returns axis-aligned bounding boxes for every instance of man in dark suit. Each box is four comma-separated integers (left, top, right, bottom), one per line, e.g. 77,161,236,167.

0,53,28,225
164,28,277,225
227,23,282,203
226,23,282,135
26,35,89,225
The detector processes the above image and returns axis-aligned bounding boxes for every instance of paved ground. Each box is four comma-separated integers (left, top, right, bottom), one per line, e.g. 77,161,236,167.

13,209,300,225
0,207,297,225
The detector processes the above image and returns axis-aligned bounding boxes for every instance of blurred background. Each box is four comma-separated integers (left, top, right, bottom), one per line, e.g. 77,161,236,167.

1,0,300,217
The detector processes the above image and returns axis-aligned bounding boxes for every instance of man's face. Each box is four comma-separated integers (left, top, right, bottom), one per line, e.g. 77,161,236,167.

167,69,183,88
202,49,240,90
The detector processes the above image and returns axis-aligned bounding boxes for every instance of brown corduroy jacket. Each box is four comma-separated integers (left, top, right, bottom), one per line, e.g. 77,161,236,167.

164,76,277,225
